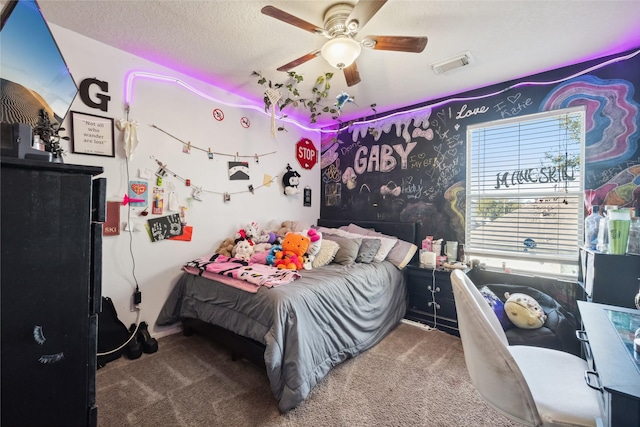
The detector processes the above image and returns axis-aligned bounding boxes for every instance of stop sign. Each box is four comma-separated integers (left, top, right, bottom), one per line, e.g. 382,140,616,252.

295,138,317,170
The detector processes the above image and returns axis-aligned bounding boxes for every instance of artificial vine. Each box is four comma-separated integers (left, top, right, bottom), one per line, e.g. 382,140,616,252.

252,71,342,125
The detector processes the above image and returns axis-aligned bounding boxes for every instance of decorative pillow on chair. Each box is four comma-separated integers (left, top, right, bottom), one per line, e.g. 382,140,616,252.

504,292,547,329
479,286,511,330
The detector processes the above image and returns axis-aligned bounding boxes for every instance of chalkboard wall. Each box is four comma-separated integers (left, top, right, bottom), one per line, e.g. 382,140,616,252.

320,48,640,244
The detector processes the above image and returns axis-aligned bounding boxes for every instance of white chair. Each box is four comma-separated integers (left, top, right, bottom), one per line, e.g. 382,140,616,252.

450,270,601,427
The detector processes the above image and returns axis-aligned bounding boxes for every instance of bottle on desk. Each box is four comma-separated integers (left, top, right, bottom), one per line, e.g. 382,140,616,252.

584,205,602,250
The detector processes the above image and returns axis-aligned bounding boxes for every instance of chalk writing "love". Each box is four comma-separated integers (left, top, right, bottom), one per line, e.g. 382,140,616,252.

455,104,489,119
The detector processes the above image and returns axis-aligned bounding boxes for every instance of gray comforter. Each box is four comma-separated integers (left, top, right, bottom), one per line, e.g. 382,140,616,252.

156,261,407,412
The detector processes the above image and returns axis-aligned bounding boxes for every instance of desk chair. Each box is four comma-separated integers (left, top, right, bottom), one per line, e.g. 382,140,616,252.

450,270,600,426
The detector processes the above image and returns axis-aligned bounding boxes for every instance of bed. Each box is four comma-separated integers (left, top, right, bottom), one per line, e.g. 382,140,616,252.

156,219,417,412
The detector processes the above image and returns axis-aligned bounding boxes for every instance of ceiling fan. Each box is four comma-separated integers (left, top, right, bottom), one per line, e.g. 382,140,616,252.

261,1,428,87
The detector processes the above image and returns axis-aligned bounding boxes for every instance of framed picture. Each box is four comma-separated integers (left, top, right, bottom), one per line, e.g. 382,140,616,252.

70,111,115,157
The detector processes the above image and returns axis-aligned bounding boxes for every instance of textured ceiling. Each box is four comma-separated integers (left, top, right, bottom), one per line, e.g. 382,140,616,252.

29,1,640,127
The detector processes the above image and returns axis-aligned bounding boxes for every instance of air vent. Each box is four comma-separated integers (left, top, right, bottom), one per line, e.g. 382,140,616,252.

431,51,473,75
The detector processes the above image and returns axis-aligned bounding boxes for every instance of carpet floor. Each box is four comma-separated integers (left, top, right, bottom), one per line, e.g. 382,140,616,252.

96,322,519,426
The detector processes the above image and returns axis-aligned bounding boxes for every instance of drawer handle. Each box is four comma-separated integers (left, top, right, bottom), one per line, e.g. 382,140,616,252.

584,370,602,391
576,330,589,342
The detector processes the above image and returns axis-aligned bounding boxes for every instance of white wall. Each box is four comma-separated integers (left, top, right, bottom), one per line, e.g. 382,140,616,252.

51,25,321,337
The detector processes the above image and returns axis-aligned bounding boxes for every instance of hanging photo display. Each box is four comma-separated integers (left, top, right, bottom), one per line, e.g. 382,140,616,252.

228,161,250,180
147,213,183,242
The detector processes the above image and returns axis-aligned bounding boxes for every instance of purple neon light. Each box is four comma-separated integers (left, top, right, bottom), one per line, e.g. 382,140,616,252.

123,48,640,135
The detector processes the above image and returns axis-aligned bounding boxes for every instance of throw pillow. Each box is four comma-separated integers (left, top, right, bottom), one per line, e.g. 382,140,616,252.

479,286,511,330
322,234,362,265
355,238,382,263
346,223,411,266
312,240,340,268
504,292,547,329
322,226,397,263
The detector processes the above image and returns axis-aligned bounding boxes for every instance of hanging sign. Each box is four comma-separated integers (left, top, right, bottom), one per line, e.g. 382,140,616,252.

295,138,317,170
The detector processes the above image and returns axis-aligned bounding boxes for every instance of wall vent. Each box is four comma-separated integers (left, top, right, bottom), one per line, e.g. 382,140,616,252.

431,51,473,75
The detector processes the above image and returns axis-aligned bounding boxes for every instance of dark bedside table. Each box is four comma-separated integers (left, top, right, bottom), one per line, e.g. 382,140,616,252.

404,264,461,336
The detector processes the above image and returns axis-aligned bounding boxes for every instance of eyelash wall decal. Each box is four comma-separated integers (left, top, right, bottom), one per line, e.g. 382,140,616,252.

33,325,46,345
38,353,65,364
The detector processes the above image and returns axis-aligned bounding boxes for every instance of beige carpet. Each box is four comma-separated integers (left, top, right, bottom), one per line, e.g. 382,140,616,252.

96,322,518,427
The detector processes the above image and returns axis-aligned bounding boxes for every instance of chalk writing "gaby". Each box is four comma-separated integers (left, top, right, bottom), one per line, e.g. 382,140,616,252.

354,142,417,174
495,165,577,189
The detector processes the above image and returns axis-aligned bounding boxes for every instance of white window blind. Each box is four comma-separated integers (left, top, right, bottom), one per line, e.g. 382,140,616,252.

466,107,585,274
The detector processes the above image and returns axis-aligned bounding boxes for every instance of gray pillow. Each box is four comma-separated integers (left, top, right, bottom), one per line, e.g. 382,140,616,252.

356,238,382,263
346,223,417,269
322,234,362,265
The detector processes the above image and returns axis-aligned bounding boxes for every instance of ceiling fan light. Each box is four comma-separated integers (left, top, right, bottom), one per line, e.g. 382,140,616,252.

321,37,362,69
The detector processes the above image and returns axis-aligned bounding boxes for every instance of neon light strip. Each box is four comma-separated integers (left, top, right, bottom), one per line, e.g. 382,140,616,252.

124,71,321,133
349,48,640,128
124,49,640,135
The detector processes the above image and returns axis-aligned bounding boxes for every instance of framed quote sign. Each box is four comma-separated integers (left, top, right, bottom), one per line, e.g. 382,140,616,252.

70,111,115,157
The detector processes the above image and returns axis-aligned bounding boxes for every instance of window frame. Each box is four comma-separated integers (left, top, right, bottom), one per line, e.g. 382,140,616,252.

465,106,586,276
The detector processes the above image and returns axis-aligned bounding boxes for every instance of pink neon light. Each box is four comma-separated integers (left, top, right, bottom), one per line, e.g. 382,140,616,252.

123,48,640,134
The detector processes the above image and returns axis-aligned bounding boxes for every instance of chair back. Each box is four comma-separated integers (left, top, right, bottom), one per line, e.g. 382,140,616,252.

450,270,542,426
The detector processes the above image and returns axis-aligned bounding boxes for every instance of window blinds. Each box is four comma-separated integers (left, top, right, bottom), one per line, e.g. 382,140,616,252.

466,107,585,265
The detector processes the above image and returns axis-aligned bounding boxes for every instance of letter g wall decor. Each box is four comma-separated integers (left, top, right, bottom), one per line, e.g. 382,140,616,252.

79,78,111,112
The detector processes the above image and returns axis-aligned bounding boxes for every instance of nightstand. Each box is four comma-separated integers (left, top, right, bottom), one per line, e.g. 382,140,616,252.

404,264,460,336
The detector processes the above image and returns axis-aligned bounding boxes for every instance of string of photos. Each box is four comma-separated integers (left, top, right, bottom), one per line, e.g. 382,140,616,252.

151,124,276,161
150,156,281,203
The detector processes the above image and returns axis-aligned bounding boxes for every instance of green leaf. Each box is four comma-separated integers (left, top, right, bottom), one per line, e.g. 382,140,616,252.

315,76,325,85
257,77,267,85
322,107,329,112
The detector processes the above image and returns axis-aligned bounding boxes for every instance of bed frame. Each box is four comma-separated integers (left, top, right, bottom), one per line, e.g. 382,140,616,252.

181,219,418,366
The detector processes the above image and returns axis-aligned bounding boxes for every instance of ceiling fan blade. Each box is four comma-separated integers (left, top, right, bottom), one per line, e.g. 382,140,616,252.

346,0,388,32
344,62,361,87
276,51,321,72
365,35,428,53
261,5,324,34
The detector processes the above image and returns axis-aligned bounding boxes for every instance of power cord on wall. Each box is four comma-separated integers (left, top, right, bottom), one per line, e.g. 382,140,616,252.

97,142,143,357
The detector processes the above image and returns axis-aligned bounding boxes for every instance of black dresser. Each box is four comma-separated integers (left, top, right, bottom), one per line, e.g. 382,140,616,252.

405,264,460,335
1,158,105,427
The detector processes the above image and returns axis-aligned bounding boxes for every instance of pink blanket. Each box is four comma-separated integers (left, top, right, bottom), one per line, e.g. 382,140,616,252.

182,254,300,293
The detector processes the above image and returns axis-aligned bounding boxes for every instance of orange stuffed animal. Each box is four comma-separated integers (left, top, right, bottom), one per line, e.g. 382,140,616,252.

274,232,310,270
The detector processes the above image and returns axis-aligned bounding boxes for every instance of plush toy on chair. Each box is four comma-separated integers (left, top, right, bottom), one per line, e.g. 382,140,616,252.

504,292,547,329
274,232,310,270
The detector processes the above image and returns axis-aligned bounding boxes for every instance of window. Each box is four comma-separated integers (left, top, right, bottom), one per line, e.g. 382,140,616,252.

466,107,585,277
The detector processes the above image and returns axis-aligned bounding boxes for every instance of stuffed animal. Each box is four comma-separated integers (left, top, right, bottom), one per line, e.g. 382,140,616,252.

257,230,278,244
273,232,310,270
266,244,282,266
233,239,254,262
504,292,547,329
235,221,259,245
215,237,236,257
253,242,272,254
282,164,301,196
302,229,322,270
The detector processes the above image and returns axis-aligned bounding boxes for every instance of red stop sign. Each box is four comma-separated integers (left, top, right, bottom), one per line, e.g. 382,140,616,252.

295,138,317,170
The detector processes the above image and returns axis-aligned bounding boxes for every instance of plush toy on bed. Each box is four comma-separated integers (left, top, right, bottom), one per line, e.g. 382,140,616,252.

302,229,322,270
233,239,254,262
273,232,310,270
504,292,547,329
215,237,236,257
266,244,282,266
235,222,259,245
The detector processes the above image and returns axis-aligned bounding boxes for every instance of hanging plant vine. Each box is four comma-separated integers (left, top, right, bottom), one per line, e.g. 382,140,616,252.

253,71,345,125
